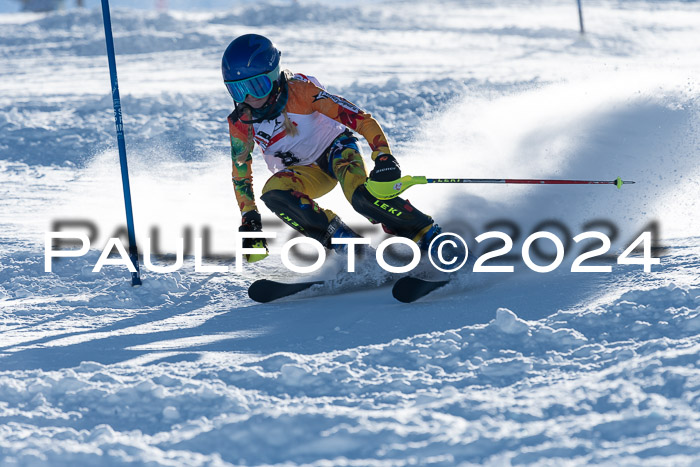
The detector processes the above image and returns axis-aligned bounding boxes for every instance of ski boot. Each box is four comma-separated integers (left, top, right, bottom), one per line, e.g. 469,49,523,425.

327,217,368,256
418,223,470,269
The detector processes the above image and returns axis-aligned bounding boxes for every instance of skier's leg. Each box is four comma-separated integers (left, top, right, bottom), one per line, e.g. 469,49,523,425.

350,185,437,246
260,165,358,248
317,131,368,202
320,132,437,247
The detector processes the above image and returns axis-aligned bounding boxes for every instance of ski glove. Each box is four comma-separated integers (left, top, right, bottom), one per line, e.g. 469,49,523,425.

239,210,269,263
369,153,401,183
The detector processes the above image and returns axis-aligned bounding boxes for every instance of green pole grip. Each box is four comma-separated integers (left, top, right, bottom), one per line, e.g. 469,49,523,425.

364,175,428,200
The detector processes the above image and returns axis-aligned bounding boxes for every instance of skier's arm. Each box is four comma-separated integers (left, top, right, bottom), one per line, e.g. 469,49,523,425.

307,85,401,182
228,114,258,214
309,87,392,161
231,151,257,214
228,115,268,263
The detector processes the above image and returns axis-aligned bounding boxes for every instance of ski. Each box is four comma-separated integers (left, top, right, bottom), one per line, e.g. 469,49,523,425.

249,275,449,304
248,279,325,303
392,276,450,303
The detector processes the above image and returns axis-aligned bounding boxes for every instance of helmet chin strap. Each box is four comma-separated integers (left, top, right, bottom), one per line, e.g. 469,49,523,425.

236,73,289,124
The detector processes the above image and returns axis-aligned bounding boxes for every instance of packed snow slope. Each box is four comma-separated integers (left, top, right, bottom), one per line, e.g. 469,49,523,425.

1,1,699,465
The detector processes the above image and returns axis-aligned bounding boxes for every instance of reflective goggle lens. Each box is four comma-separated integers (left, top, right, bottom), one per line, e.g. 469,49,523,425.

225,67,278,103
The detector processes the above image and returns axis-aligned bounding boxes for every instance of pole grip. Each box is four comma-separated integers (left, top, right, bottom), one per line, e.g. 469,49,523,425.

364,176,427,200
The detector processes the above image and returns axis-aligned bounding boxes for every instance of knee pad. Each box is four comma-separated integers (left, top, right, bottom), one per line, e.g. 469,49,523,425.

260,189,336,246
351,184,434,241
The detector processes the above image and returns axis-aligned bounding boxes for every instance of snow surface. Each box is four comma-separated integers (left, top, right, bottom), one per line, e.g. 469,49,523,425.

1,0,700,465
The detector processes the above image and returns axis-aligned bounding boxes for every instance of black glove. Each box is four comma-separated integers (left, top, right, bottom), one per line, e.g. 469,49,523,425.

369,153,401,182
239,210,263,233
239,210,268,263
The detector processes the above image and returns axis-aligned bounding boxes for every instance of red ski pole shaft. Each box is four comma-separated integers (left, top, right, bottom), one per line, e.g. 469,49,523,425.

426,178,635,186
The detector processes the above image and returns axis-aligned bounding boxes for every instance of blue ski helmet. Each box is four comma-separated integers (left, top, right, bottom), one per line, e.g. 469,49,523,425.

222,34,282,103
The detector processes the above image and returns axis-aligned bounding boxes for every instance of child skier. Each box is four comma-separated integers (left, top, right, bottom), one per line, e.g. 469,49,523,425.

222,34,442,262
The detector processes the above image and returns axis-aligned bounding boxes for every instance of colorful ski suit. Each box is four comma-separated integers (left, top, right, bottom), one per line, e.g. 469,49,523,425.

228,72,434,245
229,73,389,211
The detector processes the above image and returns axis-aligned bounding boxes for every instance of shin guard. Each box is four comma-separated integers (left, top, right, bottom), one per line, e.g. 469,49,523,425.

351,185,434,241
260,189,344,248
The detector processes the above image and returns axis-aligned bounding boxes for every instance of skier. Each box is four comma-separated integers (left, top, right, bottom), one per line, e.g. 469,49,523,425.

223,34,443,263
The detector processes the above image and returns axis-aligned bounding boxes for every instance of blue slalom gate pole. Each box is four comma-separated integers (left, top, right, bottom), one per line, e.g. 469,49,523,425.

577,0,585,34
101,0,142,286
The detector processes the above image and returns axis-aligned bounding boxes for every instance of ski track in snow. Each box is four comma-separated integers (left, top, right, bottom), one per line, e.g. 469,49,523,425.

1,1,700,465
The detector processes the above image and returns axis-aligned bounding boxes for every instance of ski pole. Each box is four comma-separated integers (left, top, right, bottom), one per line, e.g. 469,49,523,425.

365,175,635,200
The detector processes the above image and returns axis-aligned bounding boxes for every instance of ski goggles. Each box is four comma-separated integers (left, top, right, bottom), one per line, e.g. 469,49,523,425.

224,66,280,103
